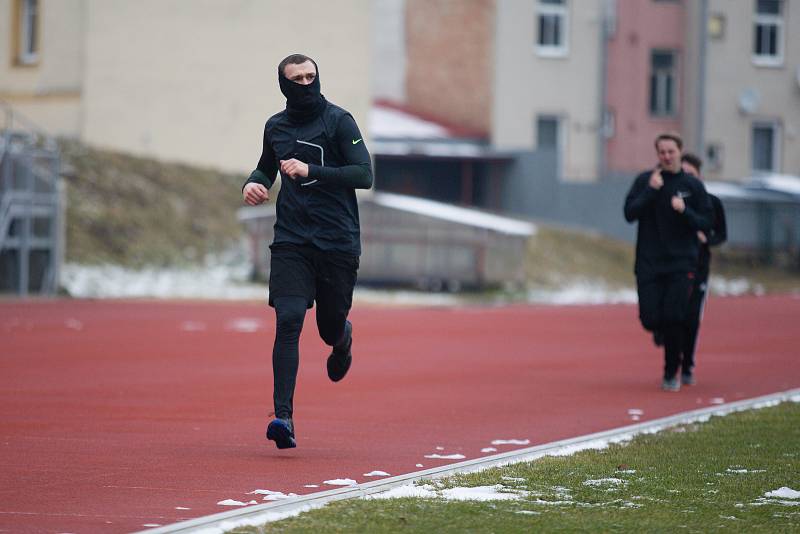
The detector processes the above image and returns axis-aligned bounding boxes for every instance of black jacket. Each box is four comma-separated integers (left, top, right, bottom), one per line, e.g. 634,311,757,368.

244,101,373,256
624,169,713,279
697,194,727,281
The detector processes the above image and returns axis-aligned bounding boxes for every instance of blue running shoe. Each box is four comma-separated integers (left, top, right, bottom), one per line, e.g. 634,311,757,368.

266,418,296,449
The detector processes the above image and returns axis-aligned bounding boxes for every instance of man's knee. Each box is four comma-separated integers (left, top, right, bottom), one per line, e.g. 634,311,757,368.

317,316,346,346
275,298,306,333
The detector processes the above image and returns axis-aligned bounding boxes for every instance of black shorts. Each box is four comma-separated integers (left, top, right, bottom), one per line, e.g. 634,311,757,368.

268,243,359,310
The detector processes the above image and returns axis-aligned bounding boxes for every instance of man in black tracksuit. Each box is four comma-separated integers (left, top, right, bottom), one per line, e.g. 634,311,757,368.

680,153,727,384
624,133,712,392
242,54,373,449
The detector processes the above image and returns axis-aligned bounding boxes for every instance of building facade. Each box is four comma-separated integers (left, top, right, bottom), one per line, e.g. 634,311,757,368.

1,0,372,173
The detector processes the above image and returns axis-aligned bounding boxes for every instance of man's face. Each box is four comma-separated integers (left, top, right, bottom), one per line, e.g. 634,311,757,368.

682,161,700,178
655,140,681,172
283,61,317,85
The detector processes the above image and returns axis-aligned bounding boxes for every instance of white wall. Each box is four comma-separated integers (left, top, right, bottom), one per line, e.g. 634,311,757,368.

0,0,85,135
492,0,603,182
81,0,372,173
704,0,800,180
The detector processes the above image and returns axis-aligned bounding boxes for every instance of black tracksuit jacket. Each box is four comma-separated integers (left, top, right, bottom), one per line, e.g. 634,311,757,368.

624,169,713,280
243,101,373,256
697,194,727,282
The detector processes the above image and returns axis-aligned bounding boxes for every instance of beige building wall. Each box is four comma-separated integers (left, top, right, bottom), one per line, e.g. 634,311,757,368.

702,0,800,181
0,0,84,135
492,0,603,182
80,0,371,173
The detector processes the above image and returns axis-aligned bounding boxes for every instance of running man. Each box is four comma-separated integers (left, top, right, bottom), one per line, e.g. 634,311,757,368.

624,133,713,392
242,54,373,448
680,153,727,385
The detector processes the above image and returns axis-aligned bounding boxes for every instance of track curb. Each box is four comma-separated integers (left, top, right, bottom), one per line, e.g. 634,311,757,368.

138,388,800,533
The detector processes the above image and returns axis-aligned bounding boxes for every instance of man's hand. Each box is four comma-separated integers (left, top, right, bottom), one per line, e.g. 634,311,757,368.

243,182,269,206
280,159,309,179
697,231,708,244
671,195,686,213
649,168,663,190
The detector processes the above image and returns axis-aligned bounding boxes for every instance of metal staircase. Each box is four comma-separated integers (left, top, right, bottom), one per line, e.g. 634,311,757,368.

0,100,63,296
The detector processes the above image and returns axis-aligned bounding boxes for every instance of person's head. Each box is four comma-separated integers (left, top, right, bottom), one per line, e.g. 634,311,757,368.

278,54,317,85
654,132,683,172
681,152,703,178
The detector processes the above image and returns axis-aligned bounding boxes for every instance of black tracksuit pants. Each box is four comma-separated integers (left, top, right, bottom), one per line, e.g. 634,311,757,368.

637,271,696,379
682,277,708,374
269,244,358,420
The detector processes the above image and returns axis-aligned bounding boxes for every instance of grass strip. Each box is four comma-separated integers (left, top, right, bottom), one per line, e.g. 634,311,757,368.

233,401,799,533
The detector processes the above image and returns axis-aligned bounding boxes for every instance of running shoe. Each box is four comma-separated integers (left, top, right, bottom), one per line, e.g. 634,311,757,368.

327,320,352,382
662,376,680,392
266,418,296,449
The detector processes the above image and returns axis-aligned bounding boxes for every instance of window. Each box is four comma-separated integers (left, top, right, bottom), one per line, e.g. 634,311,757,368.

753,0,784,66
649,50,677,117
536,116,560,149
751,122,780,173
705,143,723,172
16,0,40,65
536,0,568,57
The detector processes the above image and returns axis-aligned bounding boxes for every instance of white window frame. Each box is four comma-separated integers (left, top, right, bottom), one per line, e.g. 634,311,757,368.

751,120,781,174
17,0,40,65
752,0,784,67
649,49,678,117
536,0,569,58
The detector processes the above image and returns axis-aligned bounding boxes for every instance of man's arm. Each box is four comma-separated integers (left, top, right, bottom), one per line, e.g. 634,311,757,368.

306,114,373,189
679,179,713,232
624,172,659,222
243,124,279,190
707,195,727,247
242,124,278,205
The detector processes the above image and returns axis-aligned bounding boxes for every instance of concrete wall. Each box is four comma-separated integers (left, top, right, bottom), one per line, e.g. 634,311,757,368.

405,0,494,135
701,0,800,181
372,0,406,103
80,0,372,173
493,0,603,182
0,0,84,135
605,0,686,175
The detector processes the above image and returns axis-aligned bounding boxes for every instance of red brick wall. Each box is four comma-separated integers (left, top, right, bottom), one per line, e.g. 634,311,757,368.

405,0,494,136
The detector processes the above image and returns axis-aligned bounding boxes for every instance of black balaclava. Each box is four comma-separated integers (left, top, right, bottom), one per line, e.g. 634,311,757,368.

279,58,326,124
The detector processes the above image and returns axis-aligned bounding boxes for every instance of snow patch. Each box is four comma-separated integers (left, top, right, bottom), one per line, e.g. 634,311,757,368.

364,471,391,477
249,489,297,501
481,447,498,453
425,453,466,460
217,499,257,506
323,479,357,486
766,487,800,499
226,318,263,333
491,439,530,446
583,478,625,487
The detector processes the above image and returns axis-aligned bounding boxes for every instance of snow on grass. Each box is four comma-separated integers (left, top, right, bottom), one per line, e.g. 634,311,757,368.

765,487,800,499
583,478,626,487
366,484,522,502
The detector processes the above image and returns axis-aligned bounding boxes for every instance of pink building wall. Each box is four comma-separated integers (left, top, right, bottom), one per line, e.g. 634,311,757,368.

606,0,686,174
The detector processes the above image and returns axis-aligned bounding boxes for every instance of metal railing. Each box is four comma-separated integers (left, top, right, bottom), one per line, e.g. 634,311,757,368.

0,99,63,296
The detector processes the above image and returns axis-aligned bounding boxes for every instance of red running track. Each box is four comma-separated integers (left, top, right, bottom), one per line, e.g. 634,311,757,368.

1,295,799,533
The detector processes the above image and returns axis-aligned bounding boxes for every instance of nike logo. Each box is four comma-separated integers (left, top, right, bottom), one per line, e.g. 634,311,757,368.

352,138,362,145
